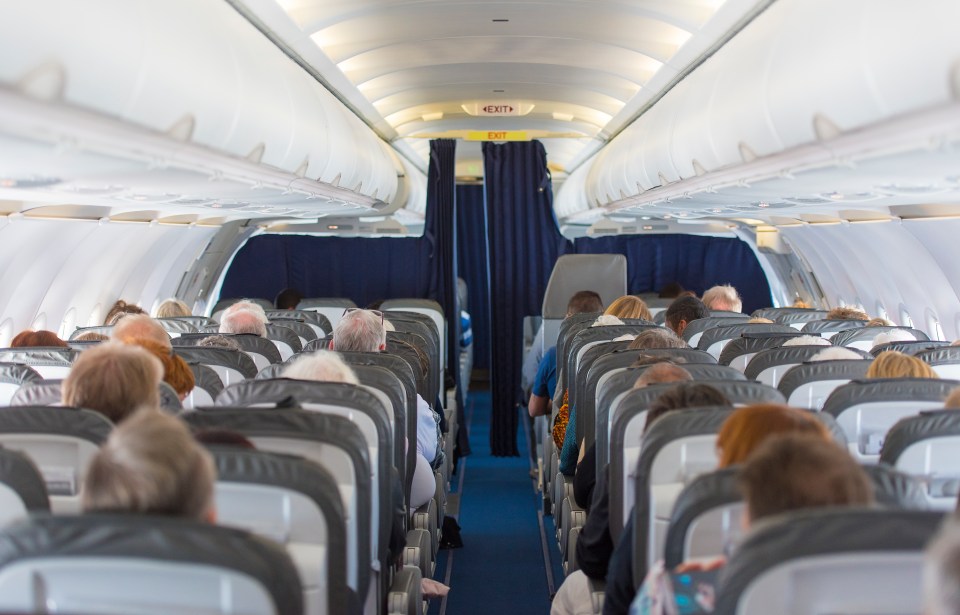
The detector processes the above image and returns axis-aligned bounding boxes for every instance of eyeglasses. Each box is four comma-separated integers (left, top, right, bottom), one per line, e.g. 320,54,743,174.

343,307,384,324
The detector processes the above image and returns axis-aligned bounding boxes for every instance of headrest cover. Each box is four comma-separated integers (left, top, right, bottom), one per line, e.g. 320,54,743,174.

821,378,960,418
0,406,112,443
880,409,960,464
541,254,627,318
0,448,50,511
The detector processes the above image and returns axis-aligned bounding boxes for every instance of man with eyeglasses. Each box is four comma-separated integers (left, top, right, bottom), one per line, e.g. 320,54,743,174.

332,308,442,510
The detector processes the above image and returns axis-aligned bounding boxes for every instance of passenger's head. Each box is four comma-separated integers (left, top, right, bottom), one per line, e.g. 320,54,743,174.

628,328,687,350
809,347,865,361
565,290,604,317
223,301,268,322
924,518,960,615
154,299,191,319
872,329,917,349
72,331,109,343
658,282,684,299
664,296,708,337
112,314,171,350
702,285,742,313
83,411,216,522
197,335,242,351
604,296,652,321
717,404,829,467
219,309,267,337
865,317,895,327
275,288,303,310
866,350,937,379
193,428,256,450
945,388,960,409
332,309,386,352
125,338,195,401
10,329,68,348
630,354,688,369
282,350,359,384
632,363,692,390
792,298,812,308
104,300,146,326
737,433,874,524
826,306,870,321
592,314,624,327
62,342,163,423
781,335,831,347
644,383,731,433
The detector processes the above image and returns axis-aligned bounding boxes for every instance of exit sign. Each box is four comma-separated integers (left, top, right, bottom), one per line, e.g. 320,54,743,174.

466,131,529,142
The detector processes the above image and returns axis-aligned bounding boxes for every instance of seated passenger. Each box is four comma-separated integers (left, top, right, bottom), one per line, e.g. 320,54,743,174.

219,309,267,337
10,329,68,348
626,425,871,615
872,329,917,349
866,350,937,379
826,306,870,321
605,295,653,322
747,317,774,324
551,384,731,615
782,334,831,347
627,329,687,350
924,517,960,615
125,338,195,402
792,298,812,309
944,388,960,409
83,410,216,523
527,290,603,416
61,342,163,424
103,299,146,325
282,349,358,384
664,296,708,337
112,314,172,350
658,282,684,299
154,298,191,318
72,331,109,342
701,285,742,313
809,347,864,361
274,287,303,310
197,334,242,350
866,317,895,327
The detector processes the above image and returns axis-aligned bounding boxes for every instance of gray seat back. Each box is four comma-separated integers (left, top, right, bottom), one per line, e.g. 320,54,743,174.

382,298,446,372
264,324,303,361
872,340,952,356
211,448,348,615
745,345,870,387
67,326,115,341
554,312,601,397
680,317,749,347
540,254,627,349
0,514,302,615
778,359,873,410
0,349,78,380
184,363,223,409
696,323,798,359
800,319,867,338
752,307,826,323
161,316,217,330
0,448,50,528
0,406,112,513
385,313,442,403
266,318,319,346
172,347,258,386
0,363,42,405
154,318,199,337
296,298,357,332
714,509,943,615
212,298,274,314
831,326,929,351
174,333,281,370
917,346,960,379
881,410,960,510
265,310,331,337
717,332,806,370
11,379,180,413
182,408,372,596
822,378,960,462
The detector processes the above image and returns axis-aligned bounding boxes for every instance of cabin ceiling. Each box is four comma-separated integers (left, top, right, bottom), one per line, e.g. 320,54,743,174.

251,0,760,179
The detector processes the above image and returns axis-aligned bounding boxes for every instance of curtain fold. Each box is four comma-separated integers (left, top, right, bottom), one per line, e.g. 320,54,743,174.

456,185,490,370
482,141,572,456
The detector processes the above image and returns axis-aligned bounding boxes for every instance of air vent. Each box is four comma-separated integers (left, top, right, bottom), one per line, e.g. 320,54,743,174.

375,227,403,234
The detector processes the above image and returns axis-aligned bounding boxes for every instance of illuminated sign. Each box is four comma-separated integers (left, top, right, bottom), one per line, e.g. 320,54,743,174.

466,131,529,142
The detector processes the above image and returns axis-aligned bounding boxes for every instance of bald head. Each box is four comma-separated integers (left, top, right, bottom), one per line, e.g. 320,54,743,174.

219,310,267,337
112,315,171,350
633,363,693,390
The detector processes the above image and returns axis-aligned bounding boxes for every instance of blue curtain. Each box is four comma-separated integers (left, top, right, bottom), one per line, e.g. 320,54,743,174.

456,185,490,370
572,235,773,313
483,141,572,456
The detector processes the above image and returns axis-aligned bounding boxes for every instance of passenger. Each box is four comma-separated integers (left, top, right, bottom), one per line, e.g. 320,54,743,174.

219,309,267,337
282,349,359,384
924,517,960,615
112,314,172,350
631,363,693,391
866,350,937,379
809,347,865,361
124,338,195,402
747,316,774,324
605,295,653,321
657,282,684,299
627,328,687,350
154,298,191,318
782,334,831,346
222,300,269,323
61,342,163,424
331,309,443,470
72,331,109,342
826,306,870,321
196,334,242,350
551,384,731,615
593,314,625,327
10,329,68,348
83,410,216,523
663,296,708,337
944,388,960,409
103,299,146,325
274,287,303,310
527,290,604,417
701,284,742,313
625,426,870,615
193,428,256,450
872,329,917,349
866,317,895,327
792,298,812,309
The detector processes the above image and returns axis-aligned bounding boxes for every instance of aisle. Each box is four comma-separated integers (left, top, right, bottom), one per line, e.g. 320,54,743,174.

431,390,564,615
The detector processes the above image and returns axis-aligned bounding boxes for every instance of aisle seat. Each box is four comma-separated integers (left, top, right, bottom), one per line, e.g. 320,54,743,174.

831,326,928,351
173,346,258,386
777,359,872,410
717,332,805,371
745,345,870,388
0,363,41,406
881,410,960,510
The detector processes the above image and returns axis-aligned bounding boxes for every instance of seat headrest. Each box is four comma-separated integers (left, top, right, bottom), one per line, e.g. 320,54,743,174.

0,448,49,512
541,254,627,318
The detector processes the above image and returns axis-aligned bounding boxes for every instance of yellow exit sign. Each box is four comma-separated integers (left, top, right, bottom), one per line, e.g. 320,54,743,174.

466,131,529,142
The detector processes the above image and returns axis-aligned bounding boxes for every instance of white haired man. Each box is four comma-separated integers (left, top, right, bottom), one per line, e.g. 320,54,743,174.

219,309,267,337
702,284,743,313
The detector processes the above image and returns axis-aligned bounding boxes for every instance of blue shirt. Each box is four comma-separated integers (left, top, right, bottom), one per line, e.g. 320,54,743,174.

533,346,558,399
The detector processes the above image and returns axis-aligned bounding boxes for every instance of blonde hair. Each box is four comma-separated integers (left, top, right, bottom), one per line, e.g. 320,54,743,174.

283,350,359,384
62,343,163,424
83,411,215,521
866,351,938,379
112,315,171,350
944,388,960,409
604,296,652,321
865,317,894,327
155,299,191,318
826,307,870,321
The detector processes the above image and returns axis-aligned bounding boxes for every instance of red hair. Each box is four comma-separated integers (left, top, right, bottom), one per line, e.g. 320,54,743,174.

10,330,68,348
716,404,830,468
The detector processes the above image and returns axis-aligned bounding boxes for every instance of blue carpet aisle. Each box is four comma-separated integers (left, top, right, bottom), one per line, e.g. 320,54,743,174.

429,390,565,615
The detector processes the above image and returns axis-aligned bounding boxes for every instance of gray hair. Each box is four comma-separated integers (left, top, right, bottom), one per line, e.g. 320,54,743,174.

282,350,359,385
219,309,267,337
810,347,864,361
702,285,743,313
925,519,960,615
782,335,831,347
333,310,385,352
872,329,917,349
224,301,268,323
629,328,688,350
